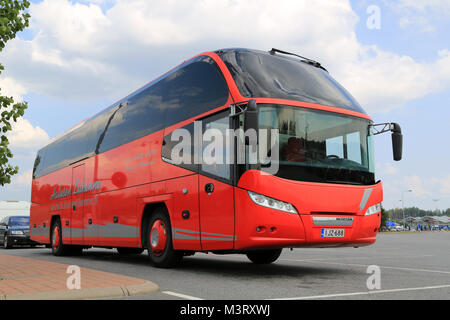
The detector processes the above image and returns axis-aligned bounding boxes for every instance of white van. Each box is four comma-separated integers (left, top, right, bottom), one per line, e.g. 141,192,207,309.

0,200,30,220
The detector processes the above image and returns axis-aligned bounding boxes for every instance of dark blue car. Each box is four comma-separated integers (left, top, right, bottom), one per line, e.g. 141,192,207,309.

0,216,36,249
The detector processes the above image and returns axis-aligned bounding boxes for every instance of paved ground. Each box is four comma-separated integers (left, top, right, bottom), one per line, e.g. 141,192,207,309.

1,232,449,300
0,253,158,299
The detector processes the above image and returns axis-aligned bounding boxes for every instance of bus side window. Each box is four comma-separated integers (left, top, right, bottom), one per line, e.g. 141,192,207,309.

200,111,231,182
164,57,229,127
32,150,45,179
162,122,198,173
96,57,228,154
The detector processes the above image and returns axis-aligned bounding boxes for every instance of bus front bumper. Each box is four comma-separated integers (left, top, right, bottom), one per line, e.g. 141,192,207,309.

234,187,381,250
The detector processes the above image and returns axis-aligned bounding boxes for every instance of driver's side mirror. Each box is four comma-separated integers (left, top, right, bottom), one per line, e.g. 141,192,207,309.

391,123,403,161
371,122,403,162
244,99,258,134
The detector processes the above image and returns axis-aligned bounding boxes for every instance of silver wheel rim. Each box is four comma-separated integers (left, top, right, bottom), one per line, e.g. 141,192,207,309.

151,228,159,247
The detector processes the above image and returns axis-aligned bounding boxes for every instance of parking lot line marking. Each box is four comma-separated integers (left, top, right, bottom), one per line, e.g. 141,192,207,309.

162,291,203,300
281,259,450,275
268,284,450,300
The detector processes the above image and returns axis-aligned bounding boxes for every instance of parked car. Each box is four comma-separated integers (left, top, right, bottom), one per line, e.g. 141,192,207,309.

393,225,406,232
0,216,36,249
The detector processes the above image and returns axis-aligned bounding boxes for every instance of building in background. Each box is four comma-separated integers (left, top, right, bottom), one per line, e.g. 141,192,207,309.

0,200,31,220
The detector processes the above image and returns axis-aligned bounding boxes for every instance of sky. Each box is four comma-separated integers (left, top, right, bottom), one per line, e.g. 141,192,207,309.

0,0,449,211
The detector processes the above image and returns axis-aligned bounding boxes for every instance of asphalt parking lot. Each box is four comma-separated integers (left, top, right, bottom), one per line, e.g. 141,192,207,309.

2,231,449,300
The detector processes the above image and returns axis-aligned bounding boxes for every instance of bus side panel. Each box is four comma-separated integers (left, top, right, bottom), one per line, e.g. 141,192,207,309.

93,131,164,247
70,157,99,245
92,128,189,192
94,138,156,193
30,203,50,244
30,167,72,244
30,178,49,244
96,187,139,247
166,174,201,251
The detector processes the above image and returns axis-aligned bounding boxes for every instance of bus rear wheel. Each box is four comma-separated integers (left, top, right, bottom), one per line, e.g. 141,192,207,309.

246,249,282,264
51,219,82,256
147,207,183,268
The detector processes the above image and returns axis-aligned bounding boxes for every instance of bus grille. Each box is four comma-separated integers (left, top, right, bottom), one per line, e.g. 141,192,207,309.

310,212,356,216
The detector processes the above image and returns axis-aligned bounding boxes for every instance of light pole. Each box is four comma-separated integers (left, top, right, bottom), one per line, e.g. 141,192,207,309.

432,199,440,230
432,199,440,213
402,189,413,228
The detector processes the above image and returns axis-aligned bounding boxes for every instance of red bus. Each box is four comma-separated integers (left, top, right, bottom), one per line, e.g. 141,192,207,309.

30,48,402,268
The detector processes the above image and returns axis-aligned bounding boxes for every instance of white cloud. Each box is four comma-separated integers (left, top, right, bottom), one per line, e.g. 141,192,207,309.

377,162,399,176
396,0,450,14
381,173,450,210
388,0,450,32
403,176,431,198
7,118,50,149
0,77,27,102
0,0,449,208
338,47,450,113
0,0,450,114
432,174,450,196
2,169,33,193
13,169,32,186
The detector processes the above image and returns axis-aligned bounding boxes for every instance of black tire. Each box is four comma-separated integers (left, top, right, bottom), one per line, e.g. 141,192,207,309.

246,249,282,264
146,207,183,268
117,247,144,255
3,234,11,249
51,219,76,256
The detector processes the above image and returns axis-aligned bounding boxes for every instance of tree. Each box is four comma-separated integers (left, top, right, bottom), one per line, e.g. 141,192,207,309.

0,0,30,186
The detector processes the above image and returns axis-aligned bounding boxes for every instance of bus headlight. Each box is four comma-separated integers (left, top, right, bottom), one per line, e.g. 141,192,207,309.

365,203,382,216
248,191,298,214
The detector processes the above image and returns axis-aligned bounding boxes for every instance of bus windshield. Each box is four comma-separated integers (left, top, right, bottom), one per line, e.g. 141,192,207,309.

259,104,375,185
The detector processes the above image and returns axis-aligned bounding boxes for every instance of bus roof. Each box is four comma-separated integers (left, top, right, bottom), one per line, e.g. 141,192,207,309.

216,48,366,115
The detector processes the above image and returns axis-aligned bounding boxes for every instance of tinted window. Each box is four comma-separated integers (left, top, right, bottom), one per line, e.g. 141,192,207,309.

97,95,166,154
200,111,232,181
98,56,229,153
41,139,69,175
32,150,45,179
219,49,365,114
9,216,29,227
38,125,95,177
164,57,229,125
33,55,229,178
162,122,198,172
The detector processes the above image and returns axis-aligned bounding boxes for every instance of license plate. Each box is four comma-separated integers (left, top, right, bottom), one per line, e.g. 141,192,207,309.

321,228,345,238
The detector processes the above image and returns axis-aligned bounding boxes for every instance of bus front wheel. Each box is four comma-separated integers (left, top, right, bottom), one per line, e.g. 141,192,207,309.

246,249,282,264
146,207,183,268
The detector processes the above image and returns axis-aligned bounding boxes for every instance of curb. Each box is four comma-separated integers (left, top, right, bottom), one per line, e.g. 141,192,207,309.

0,281,159,300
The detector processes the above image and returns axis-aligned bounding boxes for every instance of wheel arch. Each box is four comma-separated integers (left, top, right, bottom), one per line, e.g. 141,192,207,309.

49,215,61,242
138,196,172,248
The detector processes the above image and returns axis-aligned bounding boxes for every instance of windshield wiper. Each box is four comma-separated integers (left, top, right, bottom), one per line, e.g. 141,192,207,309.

269,48,328,72
326,180,364,185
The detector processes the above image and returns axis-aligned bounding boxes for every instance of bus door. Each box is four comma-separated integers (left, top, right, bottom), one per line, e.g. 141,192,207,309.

71,164,86,243
198,110,235,250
